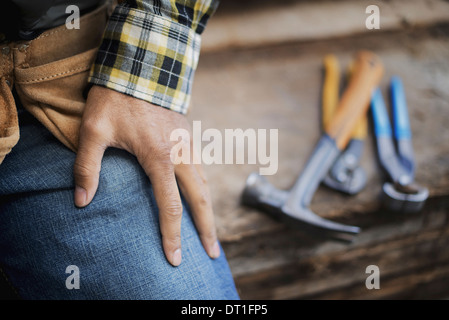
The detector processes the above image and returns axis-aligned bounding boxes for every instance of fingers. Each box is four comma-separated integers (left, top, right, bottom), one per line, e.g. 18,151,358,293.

176,163,220,260
73,122,107,207
141,160,184,267
75,87,219,268
141,153,219,266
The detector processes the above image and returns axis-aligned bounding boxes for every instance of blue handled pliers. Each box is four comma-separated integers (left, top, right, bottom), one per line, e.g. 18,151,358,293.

370,76,428,213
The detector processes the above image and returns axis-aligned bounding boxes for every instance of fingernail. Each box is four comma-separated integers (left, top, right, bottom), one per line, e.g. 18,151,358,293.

211,241,220,259
74,186,87,207
172,248,182,266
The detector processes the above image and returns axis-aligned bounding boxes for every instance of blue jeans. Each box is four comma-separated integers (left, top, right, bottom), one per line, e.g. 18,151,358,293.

0,99,239,300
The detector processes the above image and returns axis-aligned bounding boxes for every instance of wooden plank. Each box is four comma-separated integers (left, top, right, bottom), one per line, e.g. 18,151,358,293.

190,0,449,298
300,263,449,300
232,197,449,299
190,22,449,299
224,195,449,277
202,0,449,53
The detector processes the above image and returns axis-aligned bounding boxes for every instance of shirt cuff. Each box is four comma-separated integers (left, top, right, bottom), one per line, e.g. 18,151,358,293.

88,5,202,114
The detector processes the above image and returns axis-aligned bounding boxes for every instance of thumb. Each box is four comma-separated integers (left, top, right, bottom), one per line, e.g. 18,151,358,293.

73,133,106,207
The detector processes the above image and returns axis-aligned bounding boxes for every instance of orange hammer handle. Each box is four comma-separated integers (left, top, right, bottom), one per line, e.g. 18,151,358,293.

346,61,368,141
325,51,383,150
322,54,340,131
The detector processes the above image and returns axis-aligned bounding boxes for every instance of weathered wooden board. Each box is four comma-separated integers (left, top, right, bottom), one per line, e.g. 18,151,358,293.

202,0,449,53
189,18,449,299
229,196,449,299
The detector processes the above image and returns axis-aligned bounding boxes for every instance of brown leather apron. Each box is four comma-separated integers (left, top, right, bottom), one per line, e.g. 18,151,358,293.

0,2,111,164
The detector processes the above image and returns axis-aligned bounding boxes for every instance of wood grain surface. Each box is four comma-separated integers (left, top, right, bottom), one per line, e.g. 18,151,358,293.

189,0,449,299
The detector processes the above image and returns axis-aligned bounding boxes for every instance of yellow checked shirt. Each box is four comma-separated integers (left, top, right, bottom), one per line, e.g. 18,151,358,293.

88,0,219,114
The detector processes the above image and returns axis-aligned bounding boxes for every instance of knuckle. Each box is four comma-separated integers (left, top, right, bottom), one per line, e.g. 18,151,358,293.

200,229,217,242
163,203,183,220
73,161,95,179
139,146,173,172
196,190,211,208
156,156,174,169
137,149,155,169
200,174,208,185
153,143,173,161
80,118,105,137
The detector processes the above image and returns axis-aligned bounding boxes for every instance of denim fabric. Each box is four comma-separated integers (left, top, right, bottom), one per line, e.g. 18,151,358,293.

0,99,239,300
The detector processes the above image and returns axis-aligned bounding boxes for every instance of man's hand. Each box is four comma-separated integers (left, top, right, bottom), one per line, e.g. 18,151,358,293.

73,85,220,266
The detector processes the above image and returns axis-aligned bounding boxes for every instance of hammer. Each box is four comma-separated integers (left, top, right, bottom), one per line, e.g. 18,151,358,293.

241,51,384,242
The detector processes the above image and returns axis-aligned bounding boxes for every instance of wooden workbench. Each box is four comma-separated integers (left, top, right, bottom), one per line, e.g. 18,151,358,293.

189,0,449,299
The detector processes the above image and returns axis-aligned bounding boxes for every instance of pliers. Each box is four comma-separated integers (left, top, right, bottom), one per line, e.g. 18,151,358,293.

321,54,367,195
370,76,429,213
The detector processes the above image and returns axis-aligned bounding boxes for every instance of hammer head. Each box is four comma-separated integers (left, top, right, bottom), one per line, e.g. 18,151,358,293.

241,172,361,242
241,172,288,209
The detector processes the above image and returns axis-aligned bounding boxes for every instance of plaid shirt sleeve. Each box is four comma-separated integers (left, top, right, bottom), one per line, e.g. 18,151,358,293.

88,0,219,114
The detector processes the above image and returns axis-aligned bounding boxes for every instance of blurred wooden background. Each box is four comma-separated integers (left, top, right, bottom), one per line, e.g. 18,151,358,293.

190,0,449,299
